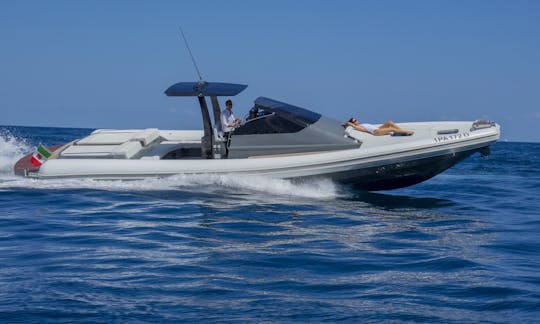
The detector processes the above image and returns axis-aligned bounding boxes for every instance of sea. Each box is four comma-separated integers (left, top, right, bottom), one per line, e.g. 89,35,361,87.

0,125,539,323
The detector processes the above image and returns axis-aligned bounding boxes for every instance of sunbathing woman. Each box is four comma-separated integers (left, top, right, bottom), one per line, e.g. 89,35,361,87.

346,117,414,136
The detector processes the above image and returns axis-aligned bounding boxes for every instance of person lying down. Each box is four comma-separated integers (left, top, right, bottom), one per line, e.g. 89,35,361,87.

345,117,414,136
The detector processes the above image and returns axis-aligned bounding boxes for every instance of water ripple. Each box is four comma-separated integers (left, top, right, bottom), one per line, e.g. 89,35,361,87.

0,133,539,322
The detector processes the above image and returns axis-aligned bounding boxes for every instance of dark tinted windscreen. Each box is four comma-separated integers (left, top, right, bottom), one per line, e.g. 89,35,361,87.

234,114,304,135
233,97,321,135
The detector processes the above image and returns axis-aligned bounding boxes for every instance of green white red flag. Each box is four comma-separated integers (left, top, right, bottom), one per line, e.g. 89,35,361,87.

30,145,52,167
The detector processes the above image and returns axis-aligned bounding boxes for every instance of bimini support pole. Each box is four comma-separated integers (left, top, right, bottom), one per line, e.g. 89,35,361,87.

197,95,213,159
210,96,221,129
210,96,226,158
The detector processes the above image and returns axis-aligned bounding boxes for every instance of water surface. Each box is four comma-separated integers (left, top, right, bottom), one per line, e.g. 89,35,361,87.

1,126,539,322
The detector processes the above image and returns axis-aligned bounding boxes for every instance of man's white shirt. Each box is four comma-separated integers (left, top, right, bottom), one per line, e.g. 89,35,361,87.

221,109,236,133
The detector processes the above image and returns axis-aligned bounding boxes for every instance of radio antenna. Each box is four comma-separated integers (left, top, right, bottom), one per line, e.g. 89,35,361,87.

178,26,203,81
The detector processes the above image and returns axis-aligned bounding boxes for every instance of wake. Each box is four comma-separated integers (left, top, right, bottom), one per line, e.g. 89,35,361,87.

0,128,343,199
0,174,342,199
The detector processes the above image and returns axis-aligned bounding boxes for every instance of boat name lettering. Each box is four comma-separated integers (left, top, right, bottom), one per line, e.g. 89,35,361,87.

433,132,470,143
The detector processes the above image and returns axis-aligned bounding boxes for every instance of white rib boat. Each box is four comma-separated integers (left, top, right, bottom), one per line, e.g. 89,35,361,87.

15,81,500,190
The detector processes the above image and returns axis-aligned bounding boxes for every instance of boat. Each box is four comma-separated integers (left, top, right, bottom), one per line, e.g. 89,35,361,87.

14,80,500,190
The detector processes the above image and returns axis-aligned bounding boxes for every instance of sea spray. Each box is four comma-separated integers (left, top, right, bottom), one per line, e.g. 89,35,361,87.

0,128,32,175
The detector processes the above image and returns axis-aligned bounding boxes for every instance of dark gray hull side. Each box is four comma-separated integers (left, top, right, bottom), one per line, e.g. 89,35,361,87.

296,146,486,191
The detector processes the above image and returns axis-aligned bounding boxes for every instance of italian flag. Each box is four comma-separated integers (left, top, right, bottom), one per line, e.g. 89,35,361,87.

30,145,52,167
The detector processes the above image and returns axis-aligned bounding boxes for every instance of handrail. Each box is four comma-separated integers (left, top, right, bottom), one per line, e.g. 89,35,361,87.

242,112,276,125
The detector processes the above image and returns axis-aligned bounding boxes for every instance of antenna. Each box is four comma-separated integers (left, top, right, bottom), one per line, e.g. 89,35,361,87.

178,26,203,81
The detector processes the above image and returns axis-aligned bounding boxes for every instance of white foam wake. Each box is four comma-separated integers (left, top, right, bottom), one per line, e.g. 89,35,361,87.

0,173,342,199
0,129,32,176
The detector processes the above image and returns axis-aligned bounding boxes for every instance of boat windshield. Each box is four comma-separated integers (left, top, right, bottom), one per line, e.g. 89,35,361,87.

233,97,321,135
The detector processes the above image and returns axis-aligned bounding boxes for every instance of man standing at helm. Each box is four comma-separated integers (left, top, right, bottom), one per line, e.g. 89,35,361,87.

221,99,241,158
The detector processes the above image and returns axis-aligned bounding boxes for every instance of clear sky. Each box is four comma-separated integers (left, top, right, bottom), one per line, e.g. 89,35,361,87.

1,0,539,142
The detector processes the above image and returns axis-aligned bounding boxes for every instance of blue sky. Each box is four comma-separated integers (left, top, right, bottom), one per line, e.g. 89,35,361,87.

1,0,538,142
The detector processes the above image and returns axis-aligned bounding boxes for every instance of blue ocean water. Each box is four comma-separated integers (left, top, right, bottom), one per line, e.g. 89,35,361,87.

0,125,539,323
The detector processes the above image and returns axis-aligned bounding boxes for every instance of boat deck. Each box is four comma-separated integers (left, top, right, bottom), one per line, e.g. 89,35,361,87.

57,129,204,159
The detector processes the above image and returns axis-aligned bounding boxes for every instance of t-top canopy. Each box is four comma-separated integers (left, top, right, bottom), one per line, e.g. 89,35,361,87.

165,81,248,97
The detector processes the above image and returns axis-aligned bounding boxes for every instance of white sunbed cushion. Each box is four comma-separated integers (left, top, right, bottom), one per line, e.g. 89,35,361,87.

78,129,160,146
60,142,143,159
112,141,143,159
77,132,136,145
343,126,363,143
130,129,160,146
60,145,116,158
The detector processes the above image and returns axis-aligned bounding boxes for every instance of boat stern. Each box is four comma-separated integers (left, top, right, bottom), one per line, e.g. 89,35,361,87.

14,152,41,177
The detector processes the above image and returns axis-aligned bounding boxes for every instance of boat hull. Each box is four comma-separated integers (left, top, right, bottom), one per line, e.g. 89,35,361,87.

15,137,496,191
320,148,482,190
14,120,500,191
